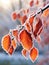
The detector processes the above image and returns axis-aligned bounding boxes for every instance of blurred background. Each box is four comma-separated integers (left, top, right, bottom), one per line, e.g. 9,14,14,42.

0,0,49,65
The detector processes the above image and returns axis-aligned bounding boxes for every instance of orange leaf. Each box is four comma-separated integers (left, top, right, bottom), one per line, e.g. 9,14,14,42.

12,12,17,20
21,49,28,59
11,39,17,50
29,0,34,7
29,16,34,26
25,23,31,32
8,46,14,55
33,17,42,37
20,15,27,24
1,34,11,52
30,47,38,62
19,30,33,51
42,9,49,17
12,30,18,41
